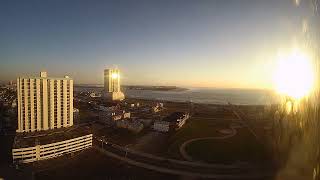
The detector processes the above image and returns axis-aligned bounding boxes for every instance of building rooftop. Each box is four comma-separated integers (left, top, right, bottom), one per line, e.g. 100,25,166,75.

18,71,72,80
18,76,73,80
13,125,92,149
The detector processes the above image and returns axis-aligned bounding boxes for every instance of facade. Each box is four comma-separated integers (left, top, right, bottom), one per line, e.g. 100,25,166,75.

16,72,73,132
104,69,120,92
103,68,125,101
151,103,164,113
111,111,130,121
112,114,122,121
153,112,189,132
90,92,101,98
12,134,92,163
13,72,92,164
175,112,189,129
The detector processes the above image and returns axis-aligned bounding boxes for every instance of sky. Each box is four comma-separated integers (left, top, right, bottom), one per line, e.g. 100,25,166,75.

0,0,317,88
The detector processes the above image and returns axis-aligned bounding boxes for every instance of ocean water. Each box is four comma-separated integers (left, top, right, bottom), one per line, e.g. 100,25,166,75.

123,88,280,105
75,86,280,105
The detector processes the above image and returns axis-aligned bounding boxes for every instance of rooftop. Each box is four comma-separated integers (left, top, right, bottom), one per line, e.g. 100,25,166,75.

18,71,72,80
18,76,72,80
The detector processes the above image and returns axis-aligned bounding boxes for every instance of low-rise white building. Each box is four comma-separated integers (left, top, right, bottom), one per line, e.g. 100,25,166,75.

90,92,101,98
152,103,164,113
12,134,92,163
153,112,189,132
111,111,130,121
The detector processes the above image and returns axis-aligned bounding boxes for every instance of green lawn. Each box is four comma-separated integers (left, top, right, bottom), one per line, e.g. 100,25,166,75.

167,117,230,158
185,128,269,163
167,117,269,163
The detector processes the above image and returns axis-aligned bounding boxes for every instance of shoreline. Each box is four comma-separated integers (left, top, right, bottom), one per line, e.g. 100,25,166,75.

74,84,189,92
74,85,279,106
126,97,278,107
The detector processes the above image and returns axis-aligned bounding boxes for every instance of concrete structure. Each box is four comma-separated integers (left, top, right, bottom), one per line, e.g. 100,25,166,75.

12,134,92,163
13,72,92,164
153,112,189,132
175,113,190,129
90,92,101,98
111,111,130,121
151,103,164,113
16,72,73,132
123,112,131,119
103,68,125,101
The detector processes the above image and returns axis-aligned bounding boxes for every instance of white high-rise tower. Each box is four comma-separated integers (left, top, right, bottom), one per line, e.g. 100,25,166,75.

16,72,73,132
12,72,93,164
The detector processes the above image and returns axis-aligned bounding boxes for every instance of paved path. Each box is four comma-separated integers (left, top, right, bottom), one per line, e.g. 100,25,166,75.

228,103,260,141
180,103,261,162
94,146,270,179
179,125,238,161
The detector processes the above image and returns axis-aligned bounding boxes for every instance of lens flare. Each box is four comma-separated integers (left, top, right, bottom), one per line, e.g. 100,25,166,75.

273,49,315,99
111,73,119,79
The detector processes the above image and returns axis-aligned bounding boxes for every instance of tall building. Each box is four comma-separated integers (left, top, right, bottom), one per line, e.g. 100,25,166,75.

103,68,125,101
13,71,92,164
16,72,73,132
104,69,121,92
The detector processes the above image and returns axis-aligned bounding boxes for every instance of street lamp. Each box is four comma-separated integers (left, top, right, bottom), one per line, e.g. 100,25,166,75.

101,136,105,148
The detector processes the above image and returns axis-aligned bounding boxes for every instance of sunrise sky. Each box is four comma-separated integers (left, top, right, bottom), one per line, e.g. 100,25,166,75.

0,0,316,89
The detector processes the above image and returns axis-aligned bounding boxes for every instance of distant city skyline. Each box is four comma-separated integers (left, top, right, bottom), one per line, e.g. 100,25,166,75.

1,0,317,89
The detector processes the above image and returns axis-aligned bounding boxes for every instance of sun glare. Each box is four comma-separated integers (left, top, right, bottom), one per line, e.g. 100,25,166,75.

273,49,315,99
111,73,119,79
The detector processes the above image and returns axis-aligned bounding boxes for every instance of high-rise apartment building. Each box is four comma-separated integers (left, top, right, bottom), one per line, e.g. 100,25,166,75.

16,72,73,132
104,68,125,101
13,72,92,164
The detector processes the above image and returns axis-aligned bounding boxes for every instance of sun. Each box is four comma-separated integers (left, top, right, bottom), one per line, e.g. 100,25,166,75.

273,49,315,99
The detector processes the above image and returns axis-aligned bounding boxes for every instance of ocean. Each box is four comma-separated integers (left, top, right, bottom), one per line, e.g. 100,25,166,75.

123,88,280,105
75,86,280,105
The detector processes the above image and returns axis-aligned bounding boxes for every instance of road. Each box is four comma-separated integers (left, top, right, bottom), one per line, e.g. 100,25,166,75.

179,126,237,161
228,102,260,141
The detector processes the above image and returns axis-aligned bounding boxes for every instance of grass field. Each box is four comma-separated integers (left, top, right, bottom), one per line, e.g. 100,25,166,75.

167,106,270,164
167,116,231,159
185,128,269,163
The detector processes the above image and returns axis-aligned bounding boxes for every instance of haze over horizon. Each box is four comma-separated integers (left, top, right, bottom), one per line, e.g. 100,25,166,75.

1,0,316,89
